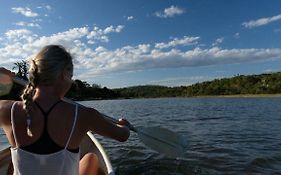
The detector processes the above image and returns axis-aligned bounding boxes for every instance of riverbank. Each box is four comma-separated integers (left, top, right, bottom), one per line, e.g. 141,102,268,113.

196,93,281,98
73,93,281,101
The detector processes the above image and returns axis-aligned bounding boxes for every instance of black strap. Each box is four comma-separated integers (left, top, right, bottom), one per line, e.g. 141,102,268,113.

34,100,62,128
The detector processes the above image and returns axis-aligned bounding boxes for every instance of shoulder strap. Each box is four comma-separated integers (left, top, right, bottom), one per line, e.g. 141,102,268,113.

10,101,19,147
34,100,62,117
65,104,78,149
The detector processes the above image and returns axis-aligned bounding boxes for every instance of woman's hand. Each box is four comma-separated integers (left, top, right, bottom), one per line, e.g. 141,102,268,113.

117,118,136,132
0,67,15,77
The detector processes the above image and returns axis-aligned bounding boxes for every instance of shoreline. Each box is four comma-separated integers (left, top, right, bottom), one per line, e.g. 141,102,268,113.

75,93,281,101
196,94,281,98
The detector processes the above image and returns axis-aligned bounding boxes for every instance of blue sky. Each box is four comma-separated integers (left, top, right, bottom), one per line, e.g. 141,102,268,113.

1,0,281,88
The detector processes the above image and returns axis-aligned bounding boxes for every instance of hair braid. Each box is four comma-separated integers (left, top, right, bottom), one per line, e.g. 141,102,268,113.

21,60,38,137
20,45,73,137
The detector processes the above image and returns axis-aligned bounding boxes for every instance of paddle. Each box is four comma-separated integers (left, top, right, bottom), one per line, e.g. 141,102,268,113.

0,73,187,158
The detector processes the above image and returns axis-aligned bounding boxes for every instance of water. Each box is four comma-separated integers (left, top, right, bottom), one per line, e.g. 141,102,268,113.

1,97,281,174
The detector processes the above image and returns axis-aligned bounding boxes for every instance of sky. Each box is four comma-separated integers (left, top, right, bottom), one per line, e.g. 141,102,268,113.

1,0,281,88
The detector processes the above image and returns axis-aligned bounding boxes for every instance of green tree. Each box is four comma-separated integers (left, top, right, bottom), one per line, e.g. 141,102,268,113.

13,60,28,80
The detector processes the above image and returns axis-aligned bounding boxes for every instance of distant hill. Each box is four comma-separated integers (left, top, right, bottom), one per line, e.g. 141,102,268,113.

113,72,281,98
2,71,281,101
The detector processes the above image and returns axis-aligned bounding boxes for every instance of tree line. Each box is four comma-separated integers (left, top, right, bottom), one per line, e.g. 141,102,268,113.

1,61,281,100
115,72,281,98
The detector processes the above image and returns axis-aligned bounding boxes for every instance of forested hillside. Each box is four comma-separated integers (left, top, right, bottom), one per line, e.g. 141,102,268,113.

114,72,281,98
2,61,281,100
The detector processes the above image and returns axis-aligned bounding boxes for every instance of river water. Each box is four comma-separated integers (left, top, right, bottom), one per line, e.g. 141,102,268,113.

1,97,281,174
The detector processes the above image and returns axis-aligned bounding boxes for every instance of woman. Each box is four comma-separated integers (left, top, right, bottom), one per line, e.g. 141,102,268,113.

0,45,130,175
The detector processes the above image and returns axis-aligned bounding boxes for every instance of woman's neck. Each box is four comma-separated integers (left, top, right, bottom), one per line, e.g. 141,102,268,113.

33,86,63,103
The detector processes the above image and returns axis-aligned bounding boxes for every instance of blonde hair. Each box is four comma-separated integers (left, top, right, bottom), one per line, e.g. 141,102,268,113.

21,45,73,136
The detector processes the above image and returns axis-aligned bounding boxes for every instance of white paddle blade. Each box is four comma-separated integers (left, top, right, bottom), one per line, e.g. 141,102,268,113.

0,74,13,96
137,127,187,158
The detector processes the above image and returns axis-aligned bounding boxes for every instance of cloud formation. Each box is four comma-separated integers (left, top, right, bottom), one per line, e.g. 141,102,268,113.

127,16,134,21
234,33,240,39
212,37,224,46
12,7,39,17
155,5,185,18
37,4,52,11
149,76,215,87
14,21,41,28
155,36,200,49
242,14,281,28
1,26,281,81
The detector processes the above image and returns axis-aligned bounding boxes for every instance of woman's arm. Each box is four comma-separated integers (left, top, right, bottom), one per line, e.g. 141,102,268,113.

0,67,15,77
0,68,15,127
81,106,130,142
0,100,13,128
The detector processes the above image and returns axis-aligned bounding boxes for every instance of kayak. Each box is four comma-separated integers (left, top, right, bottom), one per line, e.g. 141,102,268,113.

0,131,115,175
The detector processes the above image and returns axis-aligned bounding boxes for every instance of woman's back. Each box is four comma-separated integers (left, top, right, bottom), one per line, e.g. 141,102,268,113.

10,100,84,150
0,45,130,175
10,100,81,175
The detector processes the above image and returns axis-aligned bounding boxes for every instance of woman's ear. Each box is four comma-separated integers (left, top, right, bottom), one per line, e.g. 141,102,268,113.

62,66,73,81
60,68,66,80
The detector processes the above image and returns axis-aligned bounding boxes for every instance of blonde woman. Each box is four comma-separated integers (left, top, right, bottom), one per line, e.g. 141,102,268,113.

0,45,130,175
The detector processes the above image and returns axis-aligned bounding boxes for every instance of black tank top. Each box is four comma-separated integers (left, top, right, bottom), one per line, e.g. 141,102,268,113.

21,101,79,154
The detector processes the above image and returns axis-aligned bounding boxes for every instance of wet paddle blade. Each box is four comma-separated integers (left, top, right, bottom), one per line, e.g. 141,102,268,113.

0,74,13,96
137,127,187,158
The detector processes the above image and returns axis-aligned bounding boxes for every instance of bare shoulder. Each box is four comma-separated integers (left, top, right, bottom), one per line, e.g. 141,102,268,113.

0,100,15,112
75,104,103,129
0,100,15,126
77,104,100,121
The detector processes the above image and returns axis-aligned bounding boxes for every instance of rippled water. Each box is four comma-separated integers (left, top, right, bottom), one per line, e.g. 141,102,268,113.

1,97,281,174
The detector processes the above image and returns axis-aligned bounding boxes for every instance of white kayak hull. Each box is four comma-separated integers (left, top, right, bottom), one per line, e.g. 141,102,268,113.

0,131,115,175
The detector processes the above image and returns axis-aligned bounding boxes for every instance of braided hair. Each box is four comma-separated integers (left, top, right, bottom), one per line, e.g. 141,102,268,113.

21,45,73,137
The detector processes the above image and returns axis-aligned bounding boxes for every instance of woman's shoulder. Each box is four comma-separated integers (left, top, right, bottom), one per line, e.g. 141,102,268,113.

0,100,17,110
60,100,94,119
0,100,16,126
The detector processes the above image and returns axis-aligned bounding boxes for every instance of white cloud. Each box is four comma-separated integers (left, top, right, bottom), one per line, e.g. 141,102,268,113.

155,5,185,18
264,69,275,73
1,26,281,80
149,76,214,87
234,33,240,39
155,36,200,49
5,29,34,43
0,25,125,66
12,7,38,17
45,5,52,11
127,16,134,21
104,25,124,34
212,37,224,46
76,46,281,80
87,25,124,43
242,14,281,28
37,4,52,11
14,21,41,28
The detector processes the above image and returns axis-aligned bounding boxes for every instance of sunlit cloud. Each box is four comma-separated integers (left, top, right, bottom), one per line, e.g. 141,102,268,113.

155,5,185,18
242,14,281,28
234,33,240,39
14,21,41,28
127,16,134,21
11,7,38,17
36,4,52,11
1,26,281,81
212,37,224,46
149,76,215,87
155,36,200,49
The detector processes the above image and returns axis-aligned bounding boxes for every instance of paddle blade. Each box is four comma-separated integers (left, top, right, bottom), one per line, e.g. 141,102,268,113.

137,127,187,158
0,74,13,96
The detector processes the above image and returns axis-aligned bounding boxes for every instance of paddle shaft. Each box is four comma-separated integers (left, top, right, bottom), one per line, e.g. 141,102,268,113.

12,77,137,132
